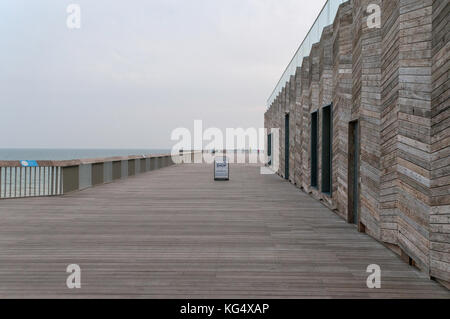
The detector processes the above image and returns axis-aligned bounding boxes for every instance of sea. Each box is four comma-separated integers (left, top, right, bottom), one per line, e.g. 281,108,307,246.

0,149,171,161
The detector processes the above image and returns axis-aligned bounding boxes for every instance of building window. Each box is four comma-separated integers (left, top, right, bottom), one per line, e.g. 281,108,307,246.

267,133,272,166
321,104,332,195
311,111,318,188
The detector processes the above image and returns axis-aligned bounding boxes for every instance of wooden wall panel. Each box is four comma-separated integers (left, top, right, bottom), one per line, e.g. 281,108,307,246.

301,57,311,191
430,0,450,283
263,0,449,286
396,0,434,272
309,43,321,198
354,0,382,240
319,25,335,208
381,0,401,246
289,75,296,184
294,67,303,187
333,2,354,219
280,83,288,178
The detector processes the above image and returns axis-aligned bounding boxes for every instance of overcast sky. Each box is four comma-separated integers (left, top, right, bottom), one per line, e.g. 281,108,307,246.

0,0,326,149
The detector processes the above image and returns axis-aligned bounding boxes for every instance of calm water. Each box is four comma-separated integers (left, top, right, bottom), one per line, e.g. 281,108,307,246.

0,149,171,161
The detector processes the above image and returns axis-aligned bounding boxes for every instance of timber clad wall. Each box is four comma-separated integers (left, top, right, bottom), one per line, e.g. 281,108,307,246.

431,0,449,283
354,0,382,241
396,0,433,274
380,0,400,248
264,0,449,286
333,3,353,217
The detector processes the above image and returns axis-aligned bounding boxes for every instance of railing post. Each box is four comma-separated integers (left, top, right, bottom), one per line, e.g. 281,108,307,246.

104,162,113,183
79,164,92,190
112,161,121,180
134,159,139,175
141,158,147,173
121,160,128,179
92,163,104,186
0,167,3,199
62,166,79,194
150,157,156,171
128,159,135,177
1,153,178,199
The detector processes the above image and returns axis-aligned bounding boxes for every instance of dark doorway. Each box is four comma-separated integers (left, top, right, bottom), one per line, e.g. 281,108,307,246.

285,114,290,180
348,120,360,225
267,133,272,166
321,104,332,195
311,111,318,188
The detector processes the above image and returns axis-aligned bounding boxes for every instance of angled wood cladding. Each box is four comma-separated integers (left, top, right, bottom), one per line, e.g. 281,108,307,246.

264,0,449,285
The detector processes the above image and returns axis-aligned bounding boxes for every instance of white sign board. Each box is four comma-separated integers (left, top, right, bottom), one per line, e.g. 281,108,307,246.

214,157,229,181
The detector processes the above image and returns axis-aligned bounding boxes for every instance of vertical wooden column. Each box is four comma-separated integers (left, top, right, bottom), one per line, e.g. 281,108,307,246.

352,0,382,239
329,2,354,220
310,44,321,194
394,0,434,273
280,86,287,179
430,0,449,284
319,25,334,207
288,75,296,183
380,0,401,247
294,66,303,187
300,57,311,191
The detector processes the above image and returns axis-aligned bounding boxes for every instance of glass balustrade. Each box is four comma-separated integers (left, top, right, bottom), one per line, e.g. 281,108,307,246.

267,0,346,107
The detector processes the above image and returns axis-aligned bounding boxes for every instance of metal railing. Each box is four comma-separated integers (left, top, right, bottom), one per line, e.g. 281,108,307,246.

0,153,198,200
267,0,346,107
0,166,62,199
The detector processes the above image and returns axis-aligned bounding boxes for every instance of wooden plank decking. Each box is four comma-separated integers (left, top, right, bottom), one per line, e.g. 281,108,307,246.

0,164,448,298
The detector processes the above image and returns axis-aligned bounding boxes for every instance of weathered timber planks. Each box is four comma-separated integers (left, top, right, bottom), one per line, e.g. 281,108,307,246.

0,164,448,298
264,0,449,285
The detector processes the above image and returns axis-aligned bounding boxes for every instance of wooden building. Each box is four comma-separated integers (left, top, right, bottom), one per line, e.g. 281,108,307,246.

264,0,449,287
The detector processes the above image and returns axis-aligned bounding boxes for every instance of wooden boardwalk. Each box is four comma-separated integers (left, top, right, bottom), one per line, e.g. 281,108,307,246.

0,164,448,298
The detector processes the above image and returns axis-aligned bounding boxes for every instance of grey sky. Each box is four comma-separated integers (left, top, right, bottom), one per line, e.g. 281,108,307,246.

0,0,326,149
